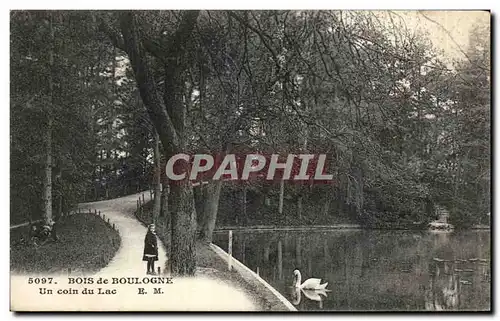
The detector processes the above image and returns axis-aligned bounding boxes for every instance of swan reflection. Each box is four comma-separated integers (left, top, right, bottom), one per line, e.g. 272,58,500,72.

290,287,329,309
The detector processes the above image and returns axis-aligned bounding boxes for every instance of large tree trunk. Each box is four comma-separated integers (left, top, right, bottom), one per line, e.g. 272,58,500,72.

152,131,161,222
169,182,197,275
198,180,222,243
118,11,199,276
44,13,55,225
160,174,169,219
193,184,205,228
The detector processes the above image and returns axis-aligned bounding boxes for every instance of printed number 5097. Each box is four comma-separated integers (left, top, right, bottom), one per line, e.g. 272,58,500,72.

28,277,54,284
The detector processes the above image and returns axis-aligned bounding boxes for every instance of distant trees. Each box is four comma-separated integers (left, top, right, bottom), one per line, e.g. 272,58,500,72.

431,24,490,228
11,11,101,225
11,11,155,224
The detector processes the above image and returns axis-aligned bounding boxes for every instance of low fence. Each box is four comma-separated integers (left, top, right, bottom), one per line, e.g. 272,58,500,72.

134,191,153,227
11,207,121,275
10,219,44,230
210,229,297,312
62,208,121,276
10,207,99,230
79,208,120,234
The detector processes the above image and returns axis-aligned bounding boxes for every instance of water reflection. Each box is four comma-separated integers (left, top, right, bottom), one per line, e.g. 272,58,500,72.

289,287,328,308
213,230,490,311
425,261,459,311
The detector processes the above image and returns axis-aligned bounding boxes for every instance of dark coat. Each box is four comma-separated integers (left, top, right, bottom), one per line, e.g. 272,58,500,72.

142,231,158,261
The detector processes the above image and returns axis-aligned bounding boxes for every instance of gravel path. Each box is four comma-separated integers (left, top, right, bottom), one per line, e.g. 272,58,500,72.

11,192,271,311
77,192,258,311
78,192,167,277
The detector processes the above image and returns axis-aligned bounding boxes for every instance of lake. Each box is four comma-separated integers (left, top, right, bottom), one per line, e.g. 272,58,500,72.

213,229,491,311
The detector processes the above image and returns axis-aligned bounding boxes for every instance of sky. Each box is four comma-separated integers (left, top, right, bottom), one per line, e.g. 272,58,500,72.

397,10,490,61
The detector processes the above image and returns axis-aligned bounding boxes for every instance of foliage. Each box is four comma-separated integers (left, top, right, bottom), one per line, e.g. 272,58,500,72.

10,10,490,230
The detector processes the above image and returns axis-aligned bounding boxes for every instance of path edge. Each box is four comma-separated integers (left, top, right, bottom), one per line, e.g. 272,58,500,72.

209,243,297,312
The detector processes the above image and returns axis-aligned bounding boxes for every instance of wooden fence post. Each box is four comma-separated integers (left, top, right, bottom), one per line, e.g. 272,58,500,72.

228,230,233,271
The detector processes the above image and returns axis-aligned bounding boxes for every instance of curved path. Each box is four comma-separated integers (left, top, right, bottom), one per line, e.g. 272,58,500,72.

78,192,168,277
11,192,257,311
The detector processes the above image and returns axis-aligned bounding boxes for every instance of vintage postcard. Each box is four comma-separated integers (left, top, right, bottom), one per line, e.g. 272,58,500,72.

10,9,491,312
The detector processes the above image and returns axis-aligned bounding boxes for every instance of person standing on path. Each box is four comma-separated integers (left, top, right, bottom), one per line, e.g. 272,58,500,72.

143,224,158,275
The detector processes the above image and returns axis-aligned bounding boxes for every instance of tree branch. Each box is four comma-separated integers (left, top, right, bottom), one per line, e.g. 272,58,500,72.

228,11,282,74
142,11,200,63
119,12,181,154
98,13,127,52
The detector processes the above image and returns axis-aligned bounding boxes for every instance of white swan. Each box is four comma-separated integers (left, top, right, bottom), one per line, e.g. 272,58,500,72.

293,269,328,290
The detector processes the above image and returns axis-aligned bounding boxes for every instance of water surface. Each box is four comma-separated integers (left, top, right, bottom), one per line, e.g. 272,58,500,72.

213,229,490,311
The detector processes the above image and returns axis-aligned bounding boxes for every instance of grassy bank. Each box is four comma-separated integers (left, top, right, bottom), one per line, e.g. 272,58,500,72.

10,213,120,274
